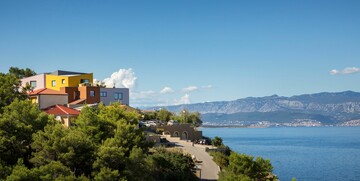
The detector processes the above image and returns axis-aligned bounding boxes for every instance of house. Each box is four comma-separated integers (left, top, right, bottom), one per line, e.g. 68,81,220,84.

60,85,100,105
45,70,93,91
20,70,93,91
162,124,202,140
20,70,130,109
100,87,129,105
28,88,68,109
20,73,46,90
43,104,80,128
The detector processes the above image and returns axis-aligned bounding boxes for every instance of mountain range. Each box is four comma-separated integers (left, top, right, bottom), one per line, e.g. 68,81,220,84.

152,91,360,127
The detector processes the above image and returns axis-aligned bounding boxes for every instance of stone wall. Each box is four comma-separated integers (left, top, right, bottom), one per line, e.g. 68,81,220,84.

162,124,202,140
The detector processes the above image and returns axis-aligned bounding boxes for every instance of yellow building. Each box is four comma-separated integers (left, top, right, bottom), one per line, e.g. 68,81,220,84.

45,70,93,91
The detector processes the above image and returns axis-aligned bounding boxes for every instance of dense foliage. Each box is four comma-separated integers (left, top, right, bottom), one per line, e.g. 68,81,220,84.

0,100,199,180
142,108,202,126
0,68,198,181
209,136,278,181
0,67,37,111
212,136,223,147
8,67,36,79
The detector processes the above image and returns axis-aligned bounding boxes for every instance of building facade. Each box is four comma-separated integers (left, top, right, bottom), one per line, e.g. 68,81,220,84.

20,73,46,90
100,88,129,106
28,88,68,109
60,86,100,105
162,124,202,140
43,105,80,128
45,70,93,91
21,70,130,109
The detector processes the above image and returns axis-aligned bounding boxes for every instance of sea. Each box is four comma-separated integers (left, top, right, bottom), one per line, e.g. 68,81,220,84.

200,127,360,181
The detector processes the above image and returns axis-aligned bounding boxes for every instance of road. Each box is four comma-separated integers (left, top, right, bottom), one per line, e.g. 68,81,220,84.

162,135,220,181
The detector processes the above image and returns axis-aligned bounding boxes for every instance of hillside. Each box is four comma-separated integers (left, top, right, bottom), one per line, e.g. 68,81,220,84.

152,91,360,126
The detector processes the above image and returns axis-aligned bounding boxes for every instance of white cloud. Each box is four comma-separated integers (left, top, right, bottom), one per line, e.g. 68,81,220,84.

182,86,198,92
330,67,360,75
175,94,191,105
103,68,137,89
131,90,156,99
160,86,175,94
202,85,213,89
330,69,339,75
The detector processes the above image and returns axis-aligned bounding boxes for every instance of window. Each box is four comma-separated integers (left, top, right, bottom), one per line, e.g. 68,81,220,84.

114,92,123,100
100,91,107,97
90,90,95,97
80,79,89,83
74,91,80,99
30,81,37,88
52,80,56,87
62,79,66,84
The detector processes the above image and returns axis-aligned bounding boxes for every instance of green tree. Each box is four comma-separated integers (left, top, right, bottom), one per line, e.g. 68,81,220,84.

146,148,198,181
31,161,76,180
92,121,148,180
219,171,252,181
219,152,277,181
142,111,157,120
212,136,223,147
112,121,147,155
0,99,49,166
92,138,127,173
157,109,173,122
7,160,88,181
6,160,36,181
188,112,202,126
0,160,12,179
31,123,95,176
98,103,140,125
254,157,274,180
0,73,27,110
176,110,202,126
74,105,115,143
9,67,36,79
210,151,229,169
124,146,149,181
94,167,122,181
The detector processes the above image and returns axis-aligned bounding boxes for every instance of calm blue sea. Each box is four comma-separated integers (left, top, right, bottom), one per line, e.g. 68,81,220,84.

200,127,360,181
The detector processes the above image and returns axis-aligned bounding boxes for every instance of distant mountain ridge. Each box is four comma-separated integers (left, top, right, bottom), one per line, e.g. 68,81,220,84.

151,91,360,126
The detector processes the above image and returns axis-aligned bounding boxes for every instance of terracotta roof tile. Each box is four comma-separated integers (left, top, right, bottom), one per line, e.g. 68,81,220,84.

28,88,67,95
43,105,80,116
69,99,86,105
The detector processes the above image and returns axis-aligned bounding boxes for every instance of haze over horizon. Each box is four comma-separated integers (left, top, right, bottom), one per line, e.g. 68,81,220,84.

1,0,359,107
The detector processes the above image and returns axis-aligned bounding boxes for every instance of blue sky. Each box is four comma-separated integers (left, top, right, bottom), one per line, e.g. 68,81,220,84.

1,0,359,107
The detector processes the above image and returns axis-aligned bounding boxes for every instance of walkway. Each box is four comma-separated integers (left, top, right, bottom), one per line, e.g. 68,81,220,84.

162,135,220,181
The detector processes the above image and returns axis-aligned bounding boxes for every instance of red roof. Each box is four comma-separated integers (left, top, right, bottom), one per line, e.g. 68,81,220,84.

43,105,80,116
28,88,67,96
69,98,86,105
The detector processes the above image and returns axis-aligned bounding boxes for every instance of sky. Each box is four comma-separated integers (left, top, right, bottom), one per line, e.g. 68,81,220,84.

0,0,359,108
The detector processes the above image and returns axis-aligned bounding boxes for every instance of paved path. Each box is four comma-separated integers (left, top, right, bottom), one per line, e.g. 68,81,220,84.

162,135,220,181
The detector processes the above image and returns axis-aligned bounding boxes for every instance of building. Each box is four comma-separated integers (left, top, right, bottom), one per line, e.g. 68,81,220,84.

20,73,46,90
100,87,129,105
20,70,130,108
162,124,202,140
45,70,93,91
60,85,100,105
20,70,93,91
28,88,68,109
43,104,81,128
